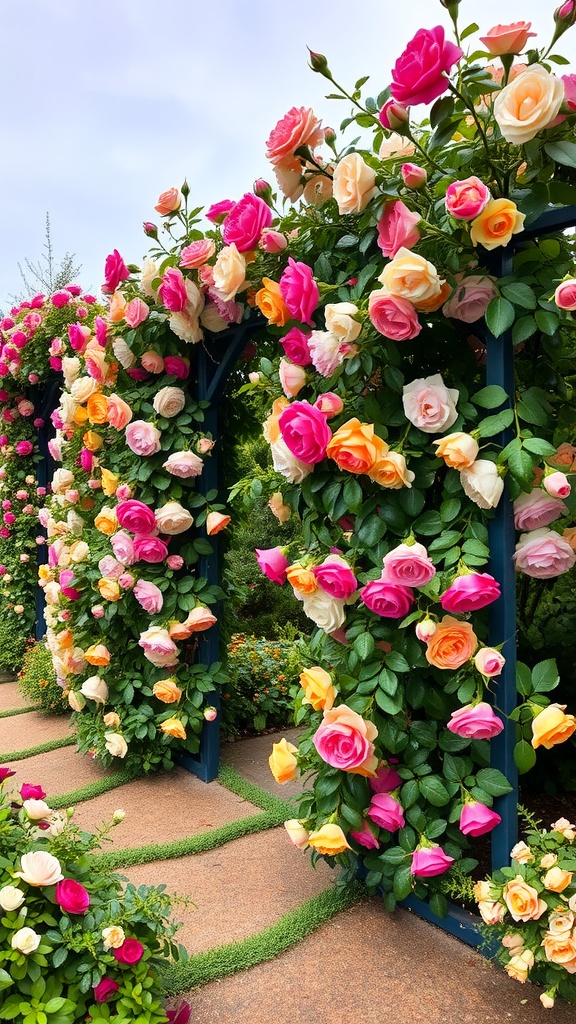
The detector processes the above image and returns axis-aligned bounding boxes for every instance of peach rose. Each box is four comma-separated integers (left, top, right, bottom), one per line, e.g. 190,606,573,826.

153,386,186,419
206,511,231,535
153,678,183,704
284,819,310,850
510,841,534,864
547,910,575,937
368,450,415,489
433,431,479,469
378,248,442,305
425,615,478,670
102,925,126,950
494,65,565,145
532,703,576,749
543,867,573,892
160,717,186,739
279,359,306,398
15,851,64,887
479,22,536,56
326,418,383,475
268,492,291,523
155,501,194,535
470,198,526,250
300,666,337,712
477,900,506,925
269,737,299,784
255,278,290,326
84,643,111,667
504,949,534,983
212,244,247,302
103,712,121,728
324,302,361,345
378,133,416,161
104,733,128,758
503,875,548,922
107,393,133,430
98,578,120,602
542,933,576,971
265,106,324,165
154,187,181,215
332,153,378,215
307,823,351,856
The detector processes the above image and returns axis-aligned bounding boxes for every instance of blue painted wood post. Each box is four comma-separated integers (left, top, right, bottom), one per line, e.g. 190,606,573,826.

30,377,62,640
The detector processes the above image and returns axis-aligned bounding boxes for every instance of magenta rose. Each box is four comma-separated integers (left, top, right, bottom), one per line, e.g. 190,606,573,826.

359,579,414,618
125,421,162,457
350,823,380,850
205,199,235,224
102,249,130,294
0,767,16,781
313,705,377,773
447,702,504,740
440,572,501,613
514,528,576,579
113,938,145,964
279,259,319,325
442,274,498,324
158,268,188,312
20,783,46,800
55,878,90,914
369,763,402,793
411,845,454,877
445,177,490,220
368,291,421,341
390,25,463,107
377,200,421,259
163,356,190,379
513,488,568,531
133,535,169,564
93,978,120,1003
367,793,405,831
133,580,164,614
222,193,272,252
279,401,332,465
110,532,135,566
255,546,289,584
459,802,501,837
280,327,312,366
382,542,435,587
313,556,357,599
116,500,156,535
16,440,34,456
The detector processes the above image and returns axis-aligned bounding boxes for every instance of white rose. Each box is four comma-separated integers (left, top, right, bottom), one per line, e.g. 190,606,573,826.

494,65,565,146
70,376,100,403
59,393,79,425
153,386,186,418
23,799,51,821
300,588,347,633
140,258,159,298
15,850,63,887
69,541,90,563
51,469,75,495
62,356,81,387
154,501,194,535
324,302,361,345
378,133,416,161
184,278,204,318
169,311,203,344
81,675,109,705
104,732,128,758
112,337,137,369
212,244,247,301
332,153,378,215
48,812,67,836
270,438,314,484
0,885,25,911
460,461,504,509
11,927,41,954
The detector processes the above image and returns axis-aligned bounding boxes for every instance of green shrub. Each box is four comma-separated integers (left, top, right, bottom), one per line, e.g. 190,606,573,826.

18,639,69,714
222,633,303,738
0,615,31,673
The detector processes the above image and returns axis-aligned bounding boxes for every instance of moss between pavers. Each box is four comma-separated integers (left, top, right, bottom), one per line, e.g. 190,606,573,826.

3,735,76,761
0,704,42,720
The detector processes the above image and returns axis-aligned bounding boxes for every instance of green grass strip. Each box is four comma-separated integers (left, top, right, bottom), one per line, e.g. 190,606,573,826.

0,704,43,720
217,763,298,817
161,880,366,993
49,768,140,810
3,734,76,762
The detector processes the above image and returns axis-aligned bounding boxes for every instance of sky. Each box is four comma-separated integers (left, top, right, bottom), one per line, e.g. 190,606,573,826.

0,0,574,305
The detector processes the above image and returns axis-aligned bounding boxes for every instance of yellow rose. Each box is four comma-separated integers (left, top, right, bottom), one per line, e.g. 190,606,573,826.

255,278,290,326
83,430,103,452
100,468,120,497
378,248,442,305
94,507,118,536
326,419,382,475
153,679,183,704
69,541,90,562
333,153,377,215
432,432,479,470
532,703,576,749
98,577,121,602
268,738,298,784
86,392,109,424
542,867,573,893
494,64,565,145
307,823,352,856
300,666,337,712
368,450,415,490
160,717,187,740
470,199,525,250
84,643,111,667
286,564,318,596
503,875,547,922
72,405,89,426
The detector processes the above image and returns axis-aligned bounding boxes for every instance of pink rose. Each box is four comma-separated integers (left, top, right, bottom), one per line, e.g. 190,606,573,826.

367,793,405,831
308,330,347,377
125,420,162,457
279,401,332,465
180,238,216,268
514,528,576,578
158,268,188,312
313,705,378,775
382,542,435,587
99,554,126,577
443,274,498,323
390,25,463,107
368,291,421,341
94,978,120,1003
279,259,319,324
124,298,149,327
370,763,402,793
102,249,130,294
514,489,568,531
133,580,164,613
163,356,190,379
544,472,571,499
562,74,576,112
474,647,506,677
113,938,144,964
313,555,357,599
459,802,502,836
138,626,179,666
402,373,458,433
55,878,90,914
265,106,324,165
133,535,169,563
359,579,415,618
154,187,181,215
440,572,501,613
107,394,133,430
377,201,421,259
279,359,306,398
479,21,536,56
447,702,504,740
259,229,288,254
401,163,427,188
255,546,289,584
110,533,135,566
140,351,164,374
410,845,454,876
167,554,184,570
378,99,410,130
16,440,34,456
445,177,490,220
350,823,380,850
280,327,312,367
222,193,272,252
314,393,344,418
163,451,204,478
205,199,235,224
116,500,156,535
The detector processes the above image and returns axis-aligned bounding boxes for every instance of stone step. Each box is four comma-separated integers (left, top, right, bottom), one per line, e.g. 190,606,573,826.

0,680,33,712
0,709,73,756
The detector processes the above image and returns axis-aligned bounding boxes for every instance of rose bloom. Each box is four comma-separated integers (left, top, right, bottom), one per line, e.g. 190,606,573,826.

470,198,526,250
11,927,41,955
441,572,501,613
280,327,312,367
445,177,490,221
222,192,272,252
514,527,576,578
268,492,291,524
212,243,247,301
379,133,417,162
133,535,169,563
84,643,111,667
473,647,506,677
279,258,319,324
513,488,567,531
307,823,351,856
300,666,337,712
117,499,156,534
301,588,347,633
154,186,181,215
269,737,299,784
459,801,502,837
326,418,383,475
139,627,179,667
81,675,109,704
543,471,571,499
367,793,405,832
153,678,183,704
160,717,186,739
163,450,204,478
104,732,128,758
401,163,427,188
433,431,479,469
368,290,421,342
125,420,162,457
402,373,458,434
284,819,310,850
313,554,357,600
155,501,194,535
279,400,332,465
368,449,415,489
98,577,120,602
325,302,361,345
494,64,564,145
153,386,186,419
23,798,51,820
102,925,126,950
382,541,436,587
16,850,64,887
313,705,378,776
411,845,454,877
377,200,421,259
390,25,463,107
315,393,344,418
265,106,323,165
480,21,536,55
133,580,164,614
0,885,25,911
55,878,90,914
287,563,317,596
425,615,478,670
360,579,414,618
505,949,535,984
332,153,378,215
113,938,145,964
378,248,442,306
206,511,231,535
106,393,133,430
279,359,306,398
255,278,290,326
443,274,498,324
460,460,504,509
555,279,576,311
503,876,547,922
308,330,347,378
477,900,506,926
510,841,534,864
542,866,573,892
255,545,289,584
532,703,576,749
542,933,576,972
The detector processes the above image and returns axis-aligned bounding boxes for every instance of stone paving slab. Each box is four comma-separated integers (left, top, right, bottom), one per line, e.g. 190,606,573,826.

0,679,32,712
0,709,73,755
72,771,261,848
6,743,113,796
124,826,335,953
221,727,305,798
183,898,575,1024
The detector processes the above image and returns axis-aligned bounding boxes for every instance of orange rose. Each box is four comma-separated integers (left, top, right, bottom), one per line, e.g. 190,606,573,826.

413,280,452,313
549,442,576,472
83,430,103,452
108,290,128,323
86,392,109,424
433,431,479,470
503,875,547,922
72,406,89,426
84,643,111,667
255,278,290,326
263,397,289,443
326,418,382,475
300,666,337,712
100,468,119,497
542,933,576,970
470,199,525,250
160,717,186,739
153,679,182,704
154,187,181,215
94,507,118,535
269,737,298,784
542,867,573,892
532,703,576,750
97,578,121,602
368,450,415,489
307,823,352,856
425,615,478,670
286,564,318,595
206,511,231,535
56,629,74,650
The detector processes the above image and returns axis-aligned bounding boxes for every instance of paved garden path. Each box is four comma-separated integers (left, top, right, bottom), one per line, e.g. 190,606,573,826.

1,678,573,1024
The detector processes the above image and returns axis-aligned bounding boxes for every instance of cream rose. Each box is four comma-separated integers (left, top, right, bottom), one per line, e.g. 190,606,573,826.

169,311,203,344
460,460,504,509
112,337,137,369
300,588,347,633
155,501,194,535
378,133,417,161
102,925,126,949
104,732,128,758
152,386,186,418
378,248,442,305
80,675,109,705
324,302,362,345
51,468,75,494
270,438,314,484
11,927,41,954
16,850,64,887
140,258,160,298
62,356,81,387
494,64,565,145
23,799,51,820
212,244,247,301
70,376,100,403
0,885,25,911
333,153,378,215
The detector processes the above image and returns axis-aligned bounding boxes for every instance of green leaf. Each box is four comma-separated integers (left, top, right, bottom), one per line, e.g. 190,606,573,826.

501,283,537,310
512,314,537,346
354,632,375,661
545,140,576,169
460,21,479,41
516,662,533,697
429,892,448,919
419,775,451,806
336,233,360,249
414,511,444,536
393,863,413,900
485,297,515,338
430,95,454,128
522,437,556,457
475,409,514,438
475,768,513,797
384,651,410,673
375,689,402,715
535,309,559,337
471,385,509,409
514,739,537,774
507,447,535,484
531,658,560,693
343,478,363,513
